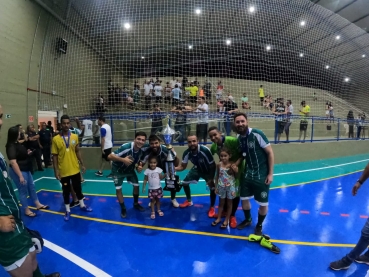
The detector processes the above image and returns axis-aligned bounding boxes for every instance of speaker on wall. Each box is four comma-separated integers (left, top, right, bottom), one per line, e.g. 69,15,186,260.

56,38,68,54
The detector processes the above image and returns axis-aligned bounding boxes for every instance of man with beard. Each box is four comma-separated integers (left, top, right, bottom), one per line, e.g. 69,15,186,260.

208,126,245,228
175,135,216,214
107,132,147,218
137,135,180,207
233,113,274,235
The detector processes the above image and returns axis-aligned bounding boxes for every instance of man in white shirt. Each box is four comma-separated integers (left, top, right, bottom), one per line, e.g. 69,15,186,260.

95,116,113,178
196,97,209,144
144,81,153,110
81,119,93,146
172,84,181,106
169,77,176,89
175,79,182,88
153,83,163,103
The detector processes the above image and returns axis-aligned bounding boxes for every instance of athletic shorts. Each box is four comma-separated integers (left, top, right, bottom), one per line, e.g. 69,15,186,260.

60,172,81,187
148,187,163,199
0,230,35,270
260,97,264,102
240,177,269,206
300,121,308,131
81,136,93,145
182,166,215,186
284,122,291,132
102,148,112,161
112,167,139,189
276,121,286,134
218,185,236,200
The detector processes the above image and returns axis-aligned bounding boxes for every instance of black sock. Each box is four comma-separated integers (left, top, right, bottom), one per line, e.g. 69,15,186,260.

120,202,126,210
243,209,252,221
257,213,266,227
210,189,216,207
183,185,191,201
133,194,138,204
33,265,44,277
231,197,240,216
170,190,176,200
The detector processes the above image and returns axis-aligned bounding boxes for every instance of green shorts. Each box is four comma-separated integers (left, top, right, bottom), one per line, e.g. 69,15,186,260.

182,167,215,185
112,167,139,189
0,229,34,269
240,177,269,206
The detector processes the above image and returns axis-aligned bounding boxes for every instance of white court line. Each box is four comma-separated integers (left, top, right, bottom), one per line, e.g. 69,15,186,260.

14,189,18,192
39,176,206,183
273,159,369,176
44,239,112,277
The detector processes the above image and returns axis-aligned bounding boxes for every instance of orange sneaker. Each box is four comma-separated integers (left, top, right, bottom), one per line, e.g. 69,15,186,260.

230,216,237,228
179,200,193,208
208,207,215,218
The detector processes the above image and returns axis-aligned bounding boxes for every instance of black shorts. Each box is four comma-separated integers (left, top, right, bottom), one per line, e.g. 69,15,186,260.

102,148,112,161
60,172,81,187
276,121,286,134
260,97,264,102
196,123,208,140
300,121,308,131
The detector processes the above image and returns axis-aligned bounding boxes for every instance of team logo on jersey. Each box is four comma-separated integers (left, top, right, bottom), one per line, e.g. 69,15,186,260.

2,171,8,178
72,140,76,144
248,141,255,149
261,191,267,199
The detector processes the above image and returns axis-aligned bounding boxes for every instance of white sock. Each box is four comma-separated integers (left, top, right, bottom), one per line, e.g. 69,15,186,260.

79,199,85,207
65,204,70,212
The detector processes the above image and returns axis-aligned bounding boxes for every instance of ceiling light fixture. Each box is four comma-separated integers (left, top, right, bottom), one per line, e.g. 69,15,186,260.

226,39,231,45
299,53,304,57
195,9,201,14
344,77,350,82
325,65,330,69
249,6,255,13
362,54,366,58
335,35,341,40
189,45,193,49
300,21,306,26
266,45,271,51
124,23,131,30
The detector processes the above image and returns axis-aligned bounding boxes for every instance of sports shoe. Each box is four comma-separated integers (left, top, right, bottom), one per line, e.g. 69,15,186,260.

230,216,237,228
81,179,85,183
80,205,93,212
106,173,113,178
45,273,61,277
121,209,127,218
64,212,70,221
255,225,263,236
95,171,103,177
208,207,215,218
179,200,193,208
70,200,79,208
171,199,179,208
330,257,352,271
260,237,280,254
134,203,145,212
237,219,252,230
355,255,369,265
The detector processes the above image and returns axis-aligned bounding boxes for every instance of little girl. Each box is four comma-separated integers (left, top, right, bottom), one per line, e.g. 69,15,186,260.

212,148,237,228
142,156,166,219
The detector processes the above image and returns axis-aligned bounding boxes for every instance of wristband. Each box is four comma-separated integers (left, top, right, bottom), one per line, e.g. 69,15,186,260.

357,179,363,185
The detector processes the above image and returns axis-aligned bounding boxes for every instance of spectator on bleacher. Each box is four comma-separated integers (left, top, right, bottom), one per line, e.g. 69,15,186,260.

272,99,286,144
347,110,355,139
169,77,176,88
298,100,310,143
175,79,182,88
172,84,181,106
150,104,165,135
95,93,104,115
153,82,163,103
259,85,265,106
182,76,188,88
114,85,121,105
263,95,271,109
189,83,199,104
17,124,27,144
241,93,251,110
203,81,212,104
325,102,330,119
328,102,334,122
196,97,209,144
122,87,129,106
108,79,114,106
216,81,223,101
171,104,191,146
144,80,153,110
223,96,239,135
193,78,199,87
285,100,293,143
132,85,141,110
217,100,225,113
164,82,172,104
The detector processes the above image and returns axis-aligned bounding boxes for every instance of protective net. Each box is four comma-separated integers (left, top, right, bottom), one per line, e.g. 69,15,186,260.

36,0,369,143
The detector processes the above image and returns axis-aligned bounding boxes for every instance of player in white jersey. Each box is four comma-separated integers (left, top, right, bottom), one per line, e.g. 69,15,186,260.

95,116,113,178
81,119,93,146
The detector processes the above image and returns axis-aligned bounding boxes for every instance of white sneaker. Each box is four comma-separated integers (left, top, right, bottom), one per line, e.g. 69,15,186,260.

171,199,179,208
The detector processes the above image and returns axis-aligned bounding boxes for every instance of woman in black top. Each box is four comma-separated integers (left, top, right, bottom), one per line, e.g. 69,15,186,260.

347,110,355,139
26,124,43,171
6,126,48,217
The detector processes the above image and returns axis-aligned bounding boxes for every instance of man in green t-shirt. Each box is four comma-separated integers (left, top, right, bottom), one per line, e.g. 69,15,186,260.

233,112,275,236
0,104,60,276
208,127,245,229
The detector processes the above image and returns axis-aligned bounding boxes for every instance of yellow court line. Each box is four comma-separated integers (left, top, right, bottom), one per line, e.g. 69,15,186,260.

30,207,356,248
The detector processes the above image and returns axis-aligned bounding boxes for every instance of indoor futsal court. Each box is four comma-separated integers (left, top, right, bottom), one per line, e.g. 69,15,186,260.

2,0,369,276
0,153,368,277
